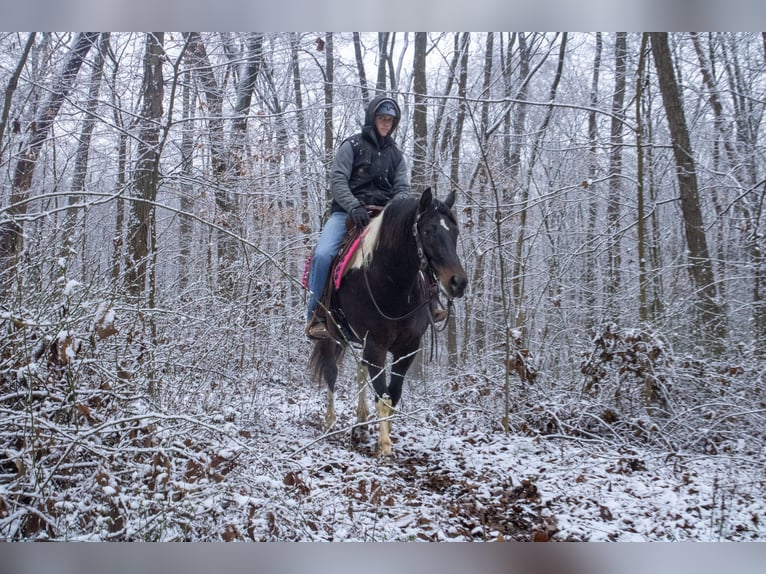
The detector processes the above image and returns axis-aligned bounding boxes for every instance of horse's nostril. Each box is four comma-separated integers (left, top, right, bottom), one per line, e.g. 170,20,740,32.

451,275,468,297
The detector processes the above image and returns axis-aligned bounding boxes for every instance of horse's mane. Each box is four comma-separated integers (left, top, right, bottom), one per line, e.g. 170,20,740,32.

376,197,419,253
351,198,418,269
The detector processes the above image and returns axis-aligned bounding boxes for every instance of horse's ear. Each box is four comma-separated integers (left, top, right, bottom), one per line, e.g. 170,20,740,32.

444,190,456,209
419,187,433,212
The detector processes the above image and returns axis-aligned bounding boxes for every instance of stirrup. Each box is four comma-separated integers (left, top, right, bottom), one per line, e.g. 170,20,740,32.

306,317,330,340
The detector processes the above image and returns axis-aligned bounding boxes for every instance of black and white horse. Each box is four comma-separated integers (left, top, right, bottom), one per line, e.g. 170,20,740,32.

309,188,468,456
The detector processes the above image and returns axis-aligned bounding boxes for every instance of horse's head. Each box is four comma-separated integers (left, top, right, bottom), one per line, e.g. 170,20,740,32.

416,188,468,299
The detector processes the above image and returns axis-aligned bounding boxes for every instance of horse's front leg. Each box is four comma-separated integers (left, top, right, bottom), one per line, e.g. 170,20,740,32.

376,393,394,457
363,342,393,457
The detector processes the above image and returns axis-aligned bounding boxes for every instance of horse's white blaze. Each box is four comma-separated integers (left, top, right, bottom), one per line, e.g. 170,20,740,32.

348,211,384,270
439,216,450,231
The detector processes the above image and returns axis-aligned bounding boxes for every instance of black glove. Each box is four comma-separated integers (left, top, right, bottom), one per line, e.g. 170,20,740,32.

350,206,370,228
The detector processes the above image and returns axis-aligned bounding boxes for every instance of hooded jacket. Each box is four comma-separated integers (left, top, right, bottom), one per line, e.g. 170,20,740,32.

329,94,411,215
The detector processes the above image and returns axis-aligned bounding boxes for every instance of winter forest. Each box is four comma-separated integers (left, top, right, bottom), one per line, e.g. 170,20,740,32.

1,31,765,541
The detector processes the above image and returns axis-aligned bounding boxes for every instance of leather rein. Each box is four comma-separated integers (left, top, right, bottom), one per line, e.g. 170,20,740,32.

362,209,452,324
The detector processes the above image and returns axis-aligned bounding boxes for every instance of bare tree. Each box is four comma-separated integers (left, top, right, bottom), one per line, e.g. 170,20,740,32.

584,32,603,328
0,32,98,282
126,32,164,298
411,32,428,189
323,33,334,199
61,33,110,281
447,32,471,369
606,32,628,314
290,33,309,229
650,32,726,348
0,32,36,155
353,32,370,107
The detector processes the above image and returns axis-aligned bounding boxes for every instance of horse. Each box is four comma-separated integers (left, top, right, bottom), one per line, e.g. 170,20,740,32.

309,187,468,457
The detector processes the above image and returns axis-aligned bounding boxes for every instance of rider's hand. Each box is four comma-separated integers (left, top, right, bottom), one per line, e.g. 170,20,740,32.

350,206,370,228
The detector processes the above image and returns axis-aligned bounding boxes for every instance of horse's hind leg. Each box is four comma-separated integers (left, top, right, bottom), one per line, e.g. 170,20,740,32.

351,362,370,444
325,386,336,431
314,341,341,432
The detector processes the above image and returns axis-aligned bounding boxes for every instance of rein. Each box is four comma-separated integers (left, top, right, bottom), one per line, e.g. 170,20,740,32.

361,209,440,322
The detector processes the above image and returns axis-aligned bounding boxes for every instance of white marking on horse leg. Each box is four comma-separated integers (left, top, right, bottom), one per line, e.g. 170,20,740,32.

356,363,369,424
325,387,336,431
376,394,393,457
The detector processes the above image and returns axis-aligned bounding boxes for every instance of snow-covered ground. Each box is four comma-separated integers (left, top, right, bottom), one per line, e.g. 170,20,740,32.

1,337,764,543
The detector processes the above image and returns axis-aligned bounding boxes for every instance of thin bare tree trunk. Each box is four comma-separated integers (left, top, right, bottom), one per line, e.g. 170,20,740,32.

126,33,164,298
291,33,309,227
0,32,36,155
447,32,470,371
585,32,603,328
353,33,370,107
108,44,128,284
606,32,627,315
429,33,461,187
179,68,195,293
650,32,726,349
323,33,334,201
61,33,109,281
376,33,389,93
411,32,428,189
0,32,98,284
513,33,566,344
635,33,649,322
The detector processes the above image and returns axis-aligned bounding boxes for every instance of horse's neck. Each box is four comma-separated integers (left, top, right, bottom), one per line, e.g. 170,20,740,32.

372,238,420,292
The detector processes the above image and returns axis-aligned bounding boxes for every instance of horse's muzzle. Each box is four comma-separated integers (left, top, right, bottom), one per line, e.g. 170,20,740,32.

446,272,468,298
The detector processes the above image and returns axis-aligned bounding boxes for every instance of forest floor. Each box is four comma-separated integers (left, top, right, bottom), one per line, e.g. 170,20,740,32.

2,338,764,542
231,363,765,542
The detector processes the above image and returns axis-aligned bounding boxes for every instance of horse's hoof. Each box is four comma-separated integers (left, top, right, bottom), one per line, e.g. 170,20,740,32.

351,426,370,444
377,452,396,464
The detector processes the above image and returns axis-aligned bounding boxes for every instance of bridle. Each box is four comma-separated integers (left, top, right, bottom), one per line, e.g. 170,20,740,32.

362,208,453,323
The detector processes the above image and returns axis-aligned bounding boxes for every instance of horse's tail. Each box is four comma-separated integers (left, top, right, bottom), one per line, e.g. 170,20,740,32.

309,339,345,392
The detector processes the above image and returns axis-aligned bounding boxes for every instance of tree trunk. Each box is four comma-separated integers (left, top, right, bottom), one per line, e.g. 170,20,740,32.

513,33,566,345
650,32,726,348
222,32,263,288
353,33,370,107
606,32,627,316
323,33,334,201
108,42,128,284
447,32,470,371
584,32,603,329
126,33,164,298
411,32,428,189
291,33,309,227
0,32,36,155
178,67,195,293
635,33,649,322
0,32,98,281
61,33,109,281
376,33,389,94
428,33,461,187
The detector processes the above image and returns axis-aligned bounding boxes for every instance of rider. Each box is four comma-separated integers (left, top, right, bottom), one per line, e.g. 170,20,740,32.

305,94,411,339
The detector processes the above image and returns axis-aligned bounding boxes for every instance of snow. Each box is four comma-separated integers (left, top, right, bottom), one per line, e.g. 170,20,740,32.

1,335,764,542
63,280,81,296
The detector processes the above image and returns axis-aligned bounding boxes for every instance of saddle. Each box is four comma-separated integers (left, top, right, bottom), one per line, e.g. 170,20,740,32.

303,207,383,340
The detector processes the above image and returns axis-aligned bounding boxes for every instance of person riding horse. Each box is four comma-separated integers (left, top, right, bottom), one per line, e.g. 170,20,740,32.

305,95,412,340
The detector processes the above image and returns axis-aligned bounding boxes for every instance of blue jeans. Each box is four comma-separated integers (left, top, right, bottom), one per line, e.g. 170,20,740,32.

306,211,348,322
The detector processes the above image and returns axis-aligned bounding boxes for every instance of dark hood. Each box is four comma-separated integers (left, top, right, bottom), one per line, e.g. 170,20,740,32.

363,94,402,147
